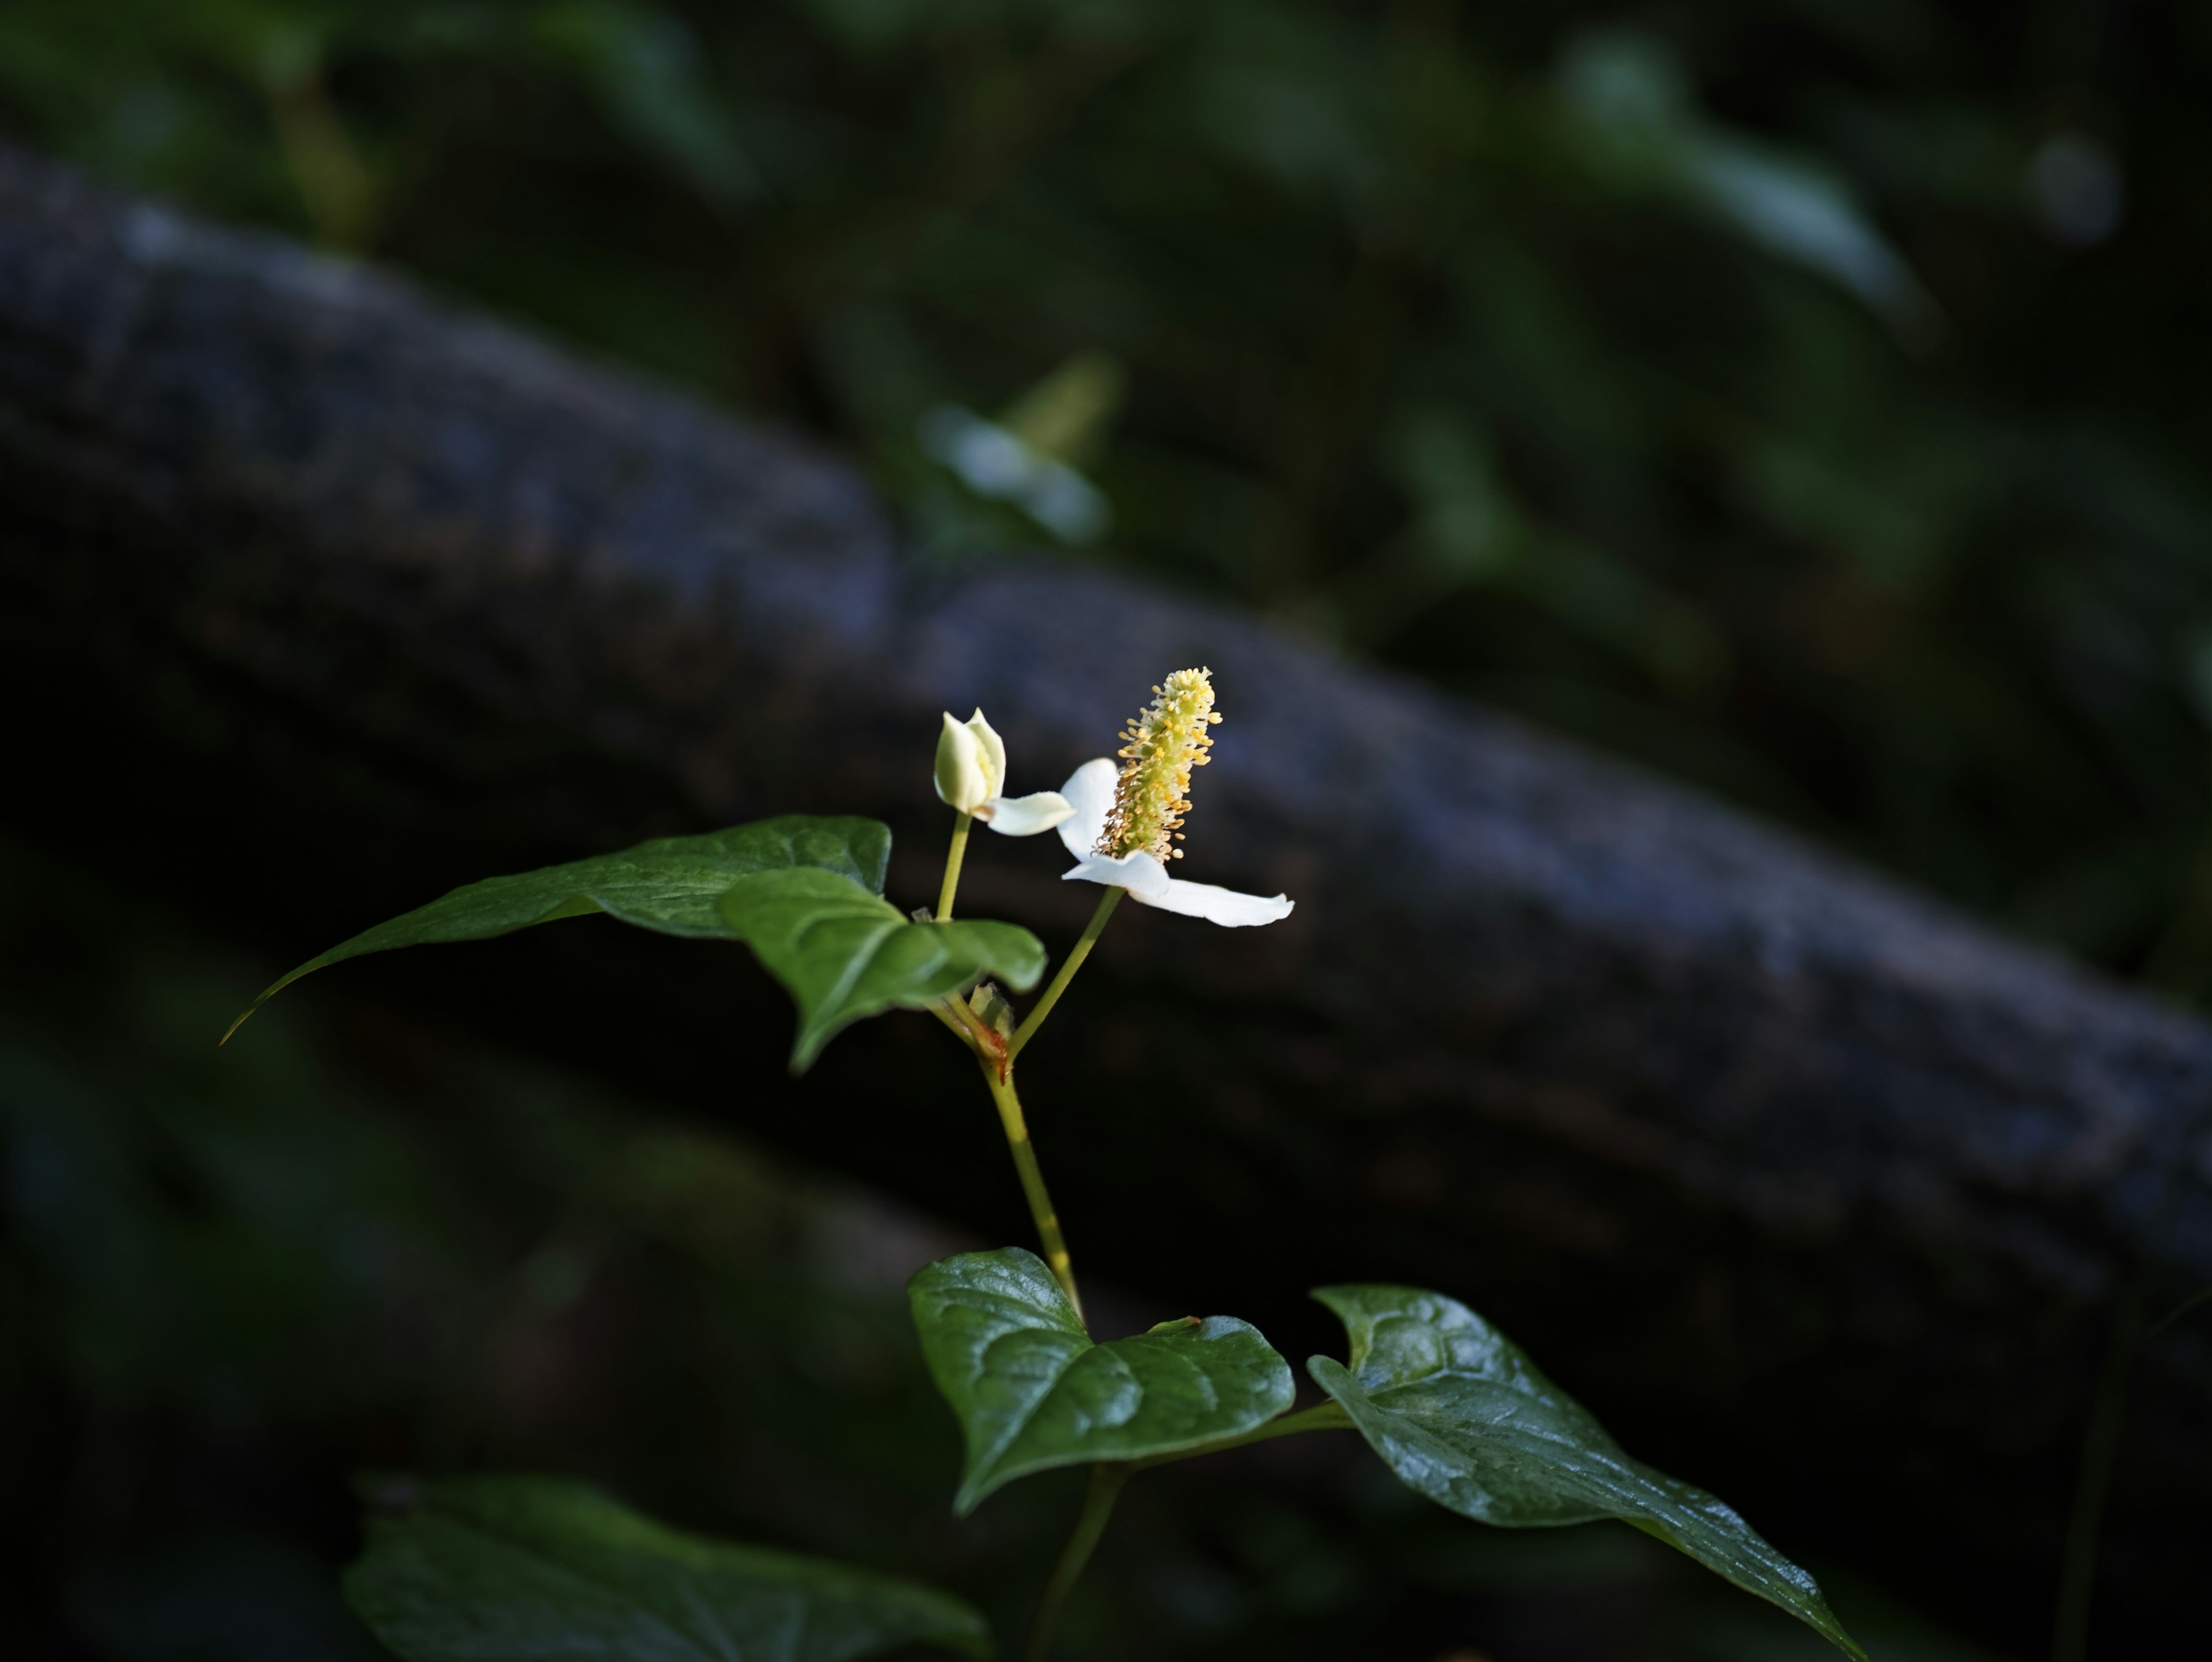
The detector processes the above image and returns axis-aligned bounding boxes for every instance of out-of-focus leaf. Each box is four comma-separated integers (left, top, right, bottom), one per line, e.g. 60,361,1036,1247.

226,818,889,1038
908,1247,1296,1512
1355,408,1723,687
999,350,1126,471
1556,28,1937,339
1690,139,1938,339
717,870,1045,1067
792,0,945,55
529,1,759,208
1309,1284,1866,1660
1387,408,1524,585
344,1474,990,1660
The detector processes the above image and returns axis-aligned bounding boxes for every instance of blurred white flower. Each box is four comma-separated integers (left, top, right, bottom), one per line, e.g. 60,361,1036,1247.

918,405,1111,545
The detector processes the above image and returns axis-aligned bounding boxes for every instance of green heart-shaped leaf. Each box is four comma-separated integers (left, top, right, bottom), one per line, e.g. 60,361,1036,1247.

226,817,889,1039
717,870,1044,1069
344,1474,988,1661
910,1247,1295,1513
1308,1286,1866,1660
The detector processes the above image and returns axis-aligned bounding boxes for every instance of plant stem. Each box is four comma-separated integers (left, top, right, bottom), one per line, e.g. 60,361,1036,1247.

926,1000,977,1044
1009,887,1123,1059
2051,1274,2148,1662
1129,1400,1354,1471
936,811,972,921
1025,1463,1128,1662
2148,1282,2212,1337
986,1070,1082,1323
940,990,1002,1059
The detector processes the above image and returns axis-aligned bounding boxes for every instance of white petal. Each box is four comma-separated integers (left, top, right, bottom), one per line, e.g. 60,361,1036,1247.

934,713,988,812
979,790,1073,836
1131,877,1295,927
1062,848,1172,897
966,709,1007,799
1056,758,1119,857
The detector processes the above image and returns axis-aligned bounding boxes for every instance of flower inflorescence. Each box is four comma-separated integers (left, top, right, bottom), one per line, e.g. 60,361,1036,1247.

1099,667,1222,861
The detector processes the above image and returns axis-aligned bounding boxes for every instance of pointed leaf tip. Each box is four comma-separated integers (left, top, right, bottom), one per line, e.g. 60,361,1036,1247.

215,817,891,1042
1308,1285,1865,1659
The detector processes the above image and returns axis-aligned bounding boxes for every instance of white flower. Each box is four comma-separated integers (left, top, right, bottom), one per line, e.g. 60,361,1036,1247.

1054,669,1293,927
934,709,1075,836
917,404,1111,546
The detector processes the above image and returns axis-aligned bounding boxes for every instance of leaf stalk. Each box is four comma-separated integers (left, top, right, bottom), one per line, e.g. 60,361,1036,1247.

2052,1277,2147,1662
1130,1400,1354,1470
1010,886,1123,1059
925,1000,978,1044
1025,1462,1128,1662
936,811,972,921
937,991,1007,1076
986,1070,1083,1324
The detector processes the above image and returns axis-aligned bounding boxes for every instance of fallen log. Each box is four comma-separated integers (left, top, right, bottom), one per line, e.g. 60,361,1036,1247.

1,146,2205,1651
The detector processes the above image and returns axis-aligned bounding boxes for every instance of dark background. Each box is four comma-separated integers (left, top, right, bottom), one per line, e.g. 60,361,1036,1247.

2,3,2206,1659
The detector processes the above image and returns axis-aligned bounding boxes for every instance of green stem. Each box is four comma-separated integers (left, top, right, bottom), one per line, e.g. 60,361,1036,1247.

1009,887,1123,1059
1025,1463,1128,1662
2149,1282,2212,1337
1130,1400,1354,1471
986,1070,1082,1324
935,812,972,921
925,1000,975,1044
2051,1276,2147,1662
939,991,999,1057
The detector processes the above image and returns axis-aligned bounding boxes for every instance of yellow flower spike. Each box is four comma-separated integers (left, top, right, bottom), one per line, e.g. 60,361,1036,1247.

1099,668,1224,862
1052,670,1294,929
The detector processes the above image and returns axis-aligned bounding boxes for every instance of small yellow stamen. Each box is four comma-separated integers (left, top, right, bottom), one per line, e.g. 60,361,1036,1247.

1100,667,1222,861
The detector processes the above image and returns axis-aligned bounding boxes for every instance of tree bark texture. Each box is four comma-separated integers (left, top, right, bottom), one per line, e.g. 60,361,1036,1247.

1,147,2206,1647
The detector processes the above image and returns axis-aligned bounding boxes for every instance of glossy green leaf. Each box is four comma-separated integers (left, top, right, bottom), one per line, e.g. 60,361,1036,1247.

909,1247,1295,1512
225,817,888,1039
717,870,1044,1069
343,1473,988,1662
1308,1286,1865,1659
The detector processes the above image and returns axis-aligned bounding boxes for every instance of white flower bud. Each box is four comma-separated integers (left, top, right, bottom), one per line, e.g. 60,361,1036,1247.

934,712,991,813
933,706,1073,834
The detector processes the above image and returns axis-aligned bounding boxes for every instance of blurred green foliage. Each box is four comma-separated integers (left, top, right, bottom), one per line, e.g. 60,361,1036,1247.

1,1,2206,982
